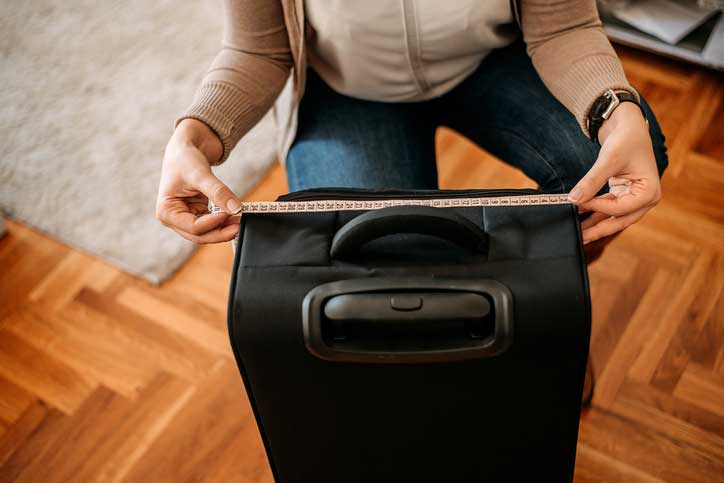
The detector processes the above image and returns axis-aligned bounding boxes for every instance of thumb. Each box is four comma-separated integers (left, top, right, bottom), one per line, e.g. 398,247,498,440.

568,152,613,205
194,169,241,214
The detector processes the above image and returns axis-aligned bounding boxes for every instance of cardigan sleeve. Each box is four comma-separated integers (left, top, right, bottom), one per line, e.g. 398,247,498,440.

177,0,293,164
520,0,638,137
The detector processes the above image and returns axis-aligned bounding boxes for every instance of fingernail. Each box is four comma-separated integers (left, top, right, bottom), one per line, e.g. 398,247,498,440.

568,187,582,202
226,199,241,214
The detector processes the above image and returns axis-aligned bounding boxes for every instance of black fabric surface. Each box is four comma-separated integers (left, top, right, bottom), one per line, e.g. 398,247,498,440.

228,188,591,483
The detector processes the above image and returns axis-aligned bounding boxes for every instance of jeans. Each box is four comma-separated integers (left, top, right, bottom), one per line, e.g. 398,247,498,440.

286,40,668,193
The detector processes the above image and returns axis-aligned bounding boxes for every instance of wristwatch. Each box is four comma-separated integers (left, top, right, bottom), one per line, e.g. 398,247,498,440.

587,89,646,145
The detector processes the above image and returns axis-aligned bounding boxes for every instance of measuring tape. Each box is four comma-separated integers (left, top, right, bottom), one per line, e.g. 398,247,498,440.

210,193,571,215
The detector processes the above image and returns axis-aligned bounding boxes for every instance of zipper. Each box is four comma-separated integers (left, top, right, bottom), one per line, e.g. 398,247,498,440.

510,0,521,28
277,187,540,202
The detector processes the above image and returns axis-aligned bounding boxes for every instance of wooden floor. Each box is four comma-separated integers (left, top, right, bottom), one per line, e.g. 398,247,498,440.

1,45,723,482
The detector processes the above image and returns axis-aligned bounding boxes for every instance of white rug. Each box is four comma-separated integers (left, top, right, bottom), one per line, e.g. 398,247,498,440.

0,0,278,284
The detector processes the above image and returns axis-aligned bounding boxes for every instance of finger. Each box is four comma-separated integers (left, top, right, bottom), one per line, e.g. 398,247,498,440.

609,178,632,197
184,196,211,216
184,195,209,204
189,202,213,216
579,190,647,217
170,222,240,244
568,150,617,204
224,214,242,225
217,215,241,229
578,193,614,213
580,211,610,230
157,198,230,235
582,206,649,243
609,184,629,197
191,169,242,215
170,226,238,244
608,177,631,187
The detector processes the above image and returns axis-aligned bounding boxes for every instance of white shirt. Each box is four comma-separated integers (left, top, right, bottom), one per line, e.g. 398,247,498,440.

305,0,517,102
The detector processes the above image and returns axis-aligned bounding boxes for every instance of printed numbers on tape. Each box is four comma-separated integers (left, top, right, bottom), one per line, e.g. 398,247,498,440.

208,194,571,215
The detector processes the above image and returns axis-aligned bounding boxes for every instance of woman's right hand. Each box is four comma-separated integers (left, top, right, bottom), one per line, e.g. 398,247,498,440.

156,119,242,244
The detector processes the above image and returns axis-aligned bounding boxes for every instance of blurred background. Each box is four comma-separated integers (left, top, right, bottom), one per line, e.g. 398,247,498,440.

0,0,278,284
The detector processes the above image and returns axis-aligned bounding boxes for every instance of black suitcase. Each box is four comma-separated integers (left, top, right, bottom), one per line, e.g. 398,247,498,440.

227,187,591,483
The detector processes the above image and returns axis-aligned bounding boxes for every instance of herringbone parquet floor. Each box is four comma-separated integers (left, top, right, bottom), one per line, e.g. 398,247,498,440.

1,45,722,482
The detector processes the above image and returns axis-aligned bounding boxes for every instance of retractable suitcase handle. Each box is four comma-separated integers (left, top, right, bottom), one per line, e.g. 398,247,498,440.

330,205,488,258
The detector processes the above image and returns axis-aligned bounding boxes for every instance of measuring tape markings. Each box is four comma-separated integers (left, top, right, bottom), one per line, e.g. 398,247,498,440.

209,193,572,215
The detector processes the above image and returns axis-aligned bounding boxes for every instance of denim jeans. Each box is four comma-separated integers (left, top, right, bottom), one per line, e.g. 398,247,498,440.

286,40,668,193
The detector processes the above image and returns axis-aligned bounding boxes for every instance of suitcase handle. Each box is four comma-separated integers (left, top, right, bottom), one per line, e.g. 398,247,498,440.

303,278,513,363
323,292,491,322
330,206,488,258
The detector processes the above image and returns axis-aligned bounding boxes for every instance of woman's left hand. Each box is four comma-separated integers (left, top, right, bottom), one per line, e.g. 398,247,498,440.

567,102,662,244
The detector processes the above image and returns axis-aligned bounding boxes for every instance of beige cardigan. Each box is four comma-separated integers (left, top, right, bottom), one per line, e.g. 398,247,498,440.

179,0,635,165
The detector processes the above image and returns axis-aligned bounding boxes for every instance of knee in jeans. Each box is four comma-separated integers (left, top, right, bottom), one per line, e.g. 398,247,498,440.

640,96,669,178
543,133,598,193
653,139,669,178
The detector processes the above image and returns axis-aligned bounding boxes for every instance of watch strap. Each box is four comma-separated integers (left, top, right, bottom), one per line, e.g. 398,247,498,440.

588,89,645,145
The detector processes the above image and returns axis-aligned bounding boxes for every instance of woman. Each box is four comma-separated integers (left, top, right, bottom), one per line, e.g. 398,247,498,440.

156,0,667,251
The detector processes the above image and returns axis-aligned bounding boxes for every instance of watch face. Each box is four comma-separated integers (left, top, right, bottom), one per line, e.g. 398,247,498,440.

588,90,617,144
590,92,613,121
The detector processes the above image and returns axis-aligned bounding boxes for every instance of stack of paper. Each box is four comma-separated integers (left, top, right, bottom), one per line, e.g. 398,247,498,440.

612,0,719,44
